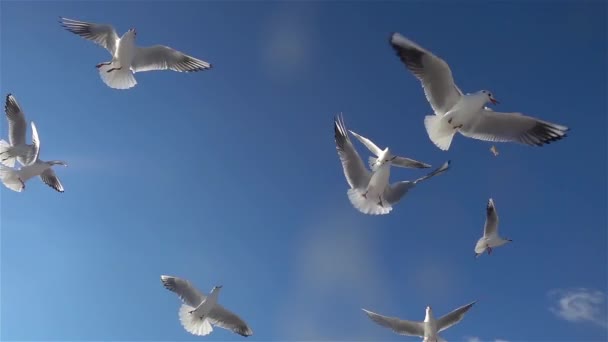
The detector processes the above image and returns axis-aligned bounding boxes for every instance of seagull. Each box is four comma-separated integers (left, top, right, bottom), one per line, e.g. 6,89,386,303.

475,198,512,257
0,94,37,167
334,114,449,215
362,301,476,342
0,121,67,193
60,17,212,90
160,275,253,337
389,32,569,151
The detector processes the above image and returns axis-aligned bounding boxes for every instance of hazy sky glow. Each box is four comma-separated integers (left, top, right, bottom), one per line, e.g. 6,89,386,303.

1,1,606,341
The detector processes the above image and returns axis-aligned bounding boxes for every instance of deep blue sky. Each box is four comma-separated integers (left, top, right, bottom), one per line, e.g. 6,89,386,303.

1,1,606,341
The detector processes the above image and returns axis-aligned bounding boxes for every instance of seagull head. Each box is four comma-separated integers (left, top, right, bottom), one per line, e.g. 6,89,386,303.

425,306,433,321
480,90,499,105
376,148,395,167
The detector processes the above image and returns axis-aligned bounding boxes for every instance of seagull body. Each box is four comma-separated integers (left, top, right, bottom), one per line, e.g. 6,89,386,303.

160,275,253,337
389,32,569,151
0,121,67,193
475,198,512,257
0,94,37,167
334,114,449,215
60,17,212,90
362,302,476,342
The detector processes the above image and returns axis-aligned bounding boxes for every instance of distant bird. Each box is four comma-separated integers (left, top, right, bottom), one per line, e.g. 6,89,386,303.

160,275,253,338
0,94,36,167
59,17,212,89
0,121,67,193
389,32,569,151
475,198,512,257
362,301,476,342
490,145,499,157
334,114,449,215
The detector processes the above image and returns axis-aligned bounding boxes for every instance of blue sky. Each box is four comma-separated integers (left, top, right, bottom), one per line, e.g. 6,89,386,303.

0,1,606,341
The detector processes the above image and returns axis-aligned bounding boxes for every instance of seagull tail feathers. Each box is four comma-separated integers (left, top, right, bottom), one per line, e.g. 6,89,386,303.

178,304,213,336
424,115,456,151
0,140,16,168
0,164,24,192
347,188,392,215
98,63,137,90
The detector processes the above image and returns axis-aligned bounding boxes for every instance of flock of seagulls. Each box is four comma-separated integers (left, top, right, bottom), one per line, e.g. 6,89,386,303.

0,14,570,341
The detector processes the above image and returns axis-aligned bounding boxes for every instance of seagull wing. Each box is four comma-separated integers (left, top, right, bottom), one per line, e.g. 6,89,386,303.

460,109,569,146
348,130,383,157
362,309,424,337
160,275,206,308
131,46,212,73
437,301,476,333
40,168,64,193
334,114,370,189
5,94,27,147
59,17,119,55
207,304,253,337
389,32,463,115
391,156,431,169
383,160,450,205
484,198,499,237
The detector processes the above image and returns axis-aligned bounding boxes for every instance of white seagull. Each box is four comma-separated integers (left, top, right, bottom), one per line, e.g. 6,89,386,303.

160,275,253,338
0,121,67,193
334,114,450,215
60,17,212,90
362,301,476,342
0,94,37,167
475,198,512,257
389,32,569,151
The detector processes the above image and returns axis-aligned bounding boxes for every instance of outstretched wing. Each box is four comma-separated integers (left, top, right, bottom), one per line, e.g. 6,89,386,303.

334,114,370,189
160,275,206,308
59,17,119,55
208,304,253,337
362,309,424,337
437,301,476,333
132,46,212,73
484,198,499,237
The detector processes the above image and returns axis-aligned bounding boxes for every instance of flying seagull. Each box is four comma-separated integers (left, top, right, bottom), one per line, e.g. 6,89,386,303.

160,275,253,337
0,94,37,167
389,32,569,151
60,17,212,90
0,121,67,193
334,113,449,215
475,198,513,257
362,301,476,342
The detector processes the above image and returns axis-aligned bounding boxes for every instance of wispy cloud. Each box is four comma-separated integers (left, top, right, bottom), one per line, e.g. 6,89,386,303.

465,337,509,342
549,288,608,328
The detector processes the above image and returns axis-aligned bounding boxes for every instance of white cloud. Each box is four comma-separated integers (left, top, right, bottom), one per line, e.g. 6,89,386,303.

549,288,607,328
466,337,509,342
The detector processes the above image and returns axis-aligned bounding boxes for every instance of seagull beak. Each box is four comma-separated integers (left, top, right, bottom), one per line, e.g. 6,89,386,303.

490,97,499,105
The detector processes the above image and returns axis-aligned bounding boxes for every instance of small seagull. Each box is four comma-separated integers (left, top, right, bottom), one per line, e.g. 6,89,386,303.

389,32,569,151
160,275,253,337
0,94,37,167
334,113,449,215
0,121,67,193
362,301,476,342
475,198,513,257
60,17,212,90
490,145,499,156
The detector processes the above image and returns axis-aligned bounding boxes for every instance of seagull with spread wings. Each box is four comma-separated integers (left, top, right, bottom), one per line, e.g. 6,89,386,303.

160,275,253,338
60,17,212,90
362,302,476,342
475,198,513,257
389,32,569,151
334,114,449,215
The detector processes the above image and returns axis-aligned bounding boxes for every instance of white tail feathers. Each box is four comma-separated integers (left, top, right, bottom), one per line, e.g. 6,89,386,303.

98,63,137,90
424,115,456,151
178,304,213,336
347,188,392,215
0,165,24,192
0,140,15,167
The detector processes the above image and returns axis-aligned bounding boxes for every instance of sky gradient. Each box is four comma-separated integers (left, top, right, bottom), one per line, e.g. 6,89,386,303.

1,1,606,341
